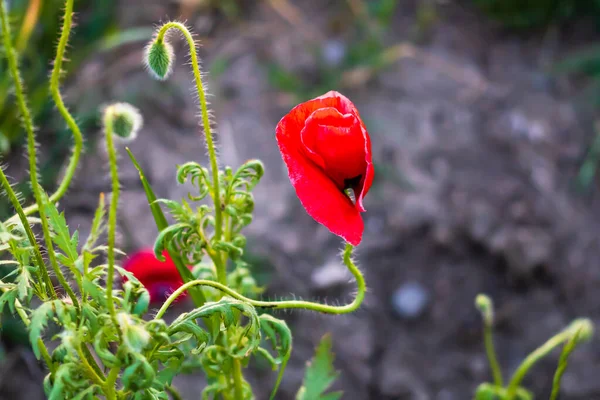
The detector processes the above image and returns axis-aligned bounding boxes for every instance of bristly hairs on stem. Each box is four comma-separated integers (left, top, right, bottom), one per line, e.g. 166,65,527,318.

144,21,225,284
103,102,143,342
155,244,366,319
0,0,77,305
16,0,84,219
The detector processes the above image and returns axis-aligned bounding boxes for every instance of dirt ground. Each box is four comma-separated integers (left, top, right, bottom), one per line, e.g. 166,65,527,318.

3,1,600,399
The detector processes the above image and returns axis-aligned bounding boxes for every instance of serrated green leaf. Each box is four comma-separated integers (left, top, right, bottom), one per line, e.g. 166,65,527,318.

296,334,342,400
44,199,78,263
30,300,63,359
84,193,106,251
170,297,261,358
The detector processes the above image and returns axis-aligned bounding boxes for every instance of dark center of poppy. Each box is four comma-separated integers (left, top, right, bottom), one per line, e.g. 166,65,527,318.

300,107,367,190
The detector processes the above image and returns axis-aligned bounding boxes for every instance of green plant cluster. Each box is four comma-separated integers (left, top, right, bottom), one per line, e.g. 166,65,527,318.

0,0,366,398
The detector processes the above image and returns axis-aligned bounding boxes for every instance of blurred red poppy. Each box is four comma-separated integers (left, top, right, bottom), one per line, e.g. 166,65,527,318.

122,249,187,303
276,91,374,246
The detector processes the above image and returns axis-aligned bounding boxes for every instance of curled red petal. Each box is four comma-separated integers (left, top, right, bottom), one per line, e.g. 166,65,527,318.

276,92,368,245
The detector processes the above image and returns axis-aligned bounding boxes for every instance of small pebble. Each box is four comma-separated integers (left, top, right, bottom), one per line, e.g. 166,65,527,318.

322,39,346,67
311,260,350,289
391,281,430,319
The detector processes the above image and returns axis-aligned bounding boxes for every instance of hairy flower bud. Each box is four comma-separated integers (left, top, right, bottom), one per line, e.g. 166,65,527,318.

145,38,174,80
103,102,143,142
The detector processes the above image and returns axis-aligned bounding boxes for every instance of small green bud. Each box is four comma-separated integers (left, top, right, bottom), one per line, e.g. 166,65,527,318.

145,38,174,80
117,312,150,353
566,318,594,342
475,293,494,325
103,102,143,142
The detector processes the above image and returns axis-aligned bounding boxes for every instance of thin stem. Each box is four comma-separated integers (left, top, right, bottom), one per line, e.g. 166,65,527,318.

19,0,83,218
269,350,290,400
166,385,183,400
232,358,244,400
104,366,120,400
506,325,581,399
483,320,503,387
0,0,77,307
76,345,106,387
155,22,224,259
549,327,582,400
103,108,122,340
156,244,364,318
0,168,55,299
81,344,106,383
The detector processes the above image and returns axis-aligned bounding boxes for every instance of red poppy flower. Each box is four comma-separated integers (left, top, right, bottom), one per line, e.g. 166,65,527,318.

276,91,374,246
122,249,188,303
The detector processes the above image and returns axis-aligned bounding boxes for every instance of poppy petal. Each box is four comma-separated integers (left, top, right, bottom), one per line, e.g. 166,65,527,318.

277,117,363,246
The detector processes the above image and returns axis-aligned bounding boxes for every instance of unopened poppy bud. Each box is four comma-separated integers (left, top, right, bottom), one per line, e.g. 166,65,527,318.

103,102,143,142
145,38,174,80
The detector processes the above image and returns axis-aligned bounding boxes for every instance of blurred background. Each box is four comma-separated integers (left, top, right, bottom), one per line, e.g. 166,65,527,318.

2,0,600,399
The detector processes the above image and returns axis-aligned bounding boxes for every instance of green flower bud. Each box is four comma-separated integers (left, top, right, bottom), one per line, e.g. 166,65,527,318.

103,102,143,142
475,293,494,325
145,38,174,80
117,312,150,353
566,318,594,342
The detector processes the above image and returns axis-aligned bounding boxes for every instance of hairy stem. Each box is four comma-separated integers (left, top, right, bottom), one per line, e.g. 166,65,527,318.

155,22,224,279
19,0,83,218
103,108,122,340
156,244,365,318
0,0,77,307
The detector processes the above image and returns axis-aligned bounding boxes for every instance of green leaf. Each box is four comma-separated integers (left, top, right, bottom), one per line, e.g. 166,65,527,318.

296,334,342,400
84,193,106,251
44,198,78,263
30,300,64,359
169,297,261,358
259,314,292,366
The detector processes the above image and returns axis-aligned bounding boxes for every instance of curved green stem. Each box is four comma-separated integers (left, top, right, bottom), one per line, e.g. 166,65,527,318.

506,324,584,399
103,108,122,340
156,244,364,319
154,22,224,275
483,319,503,387
549,327,582,400
18,0,83,218
0,0,77,307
